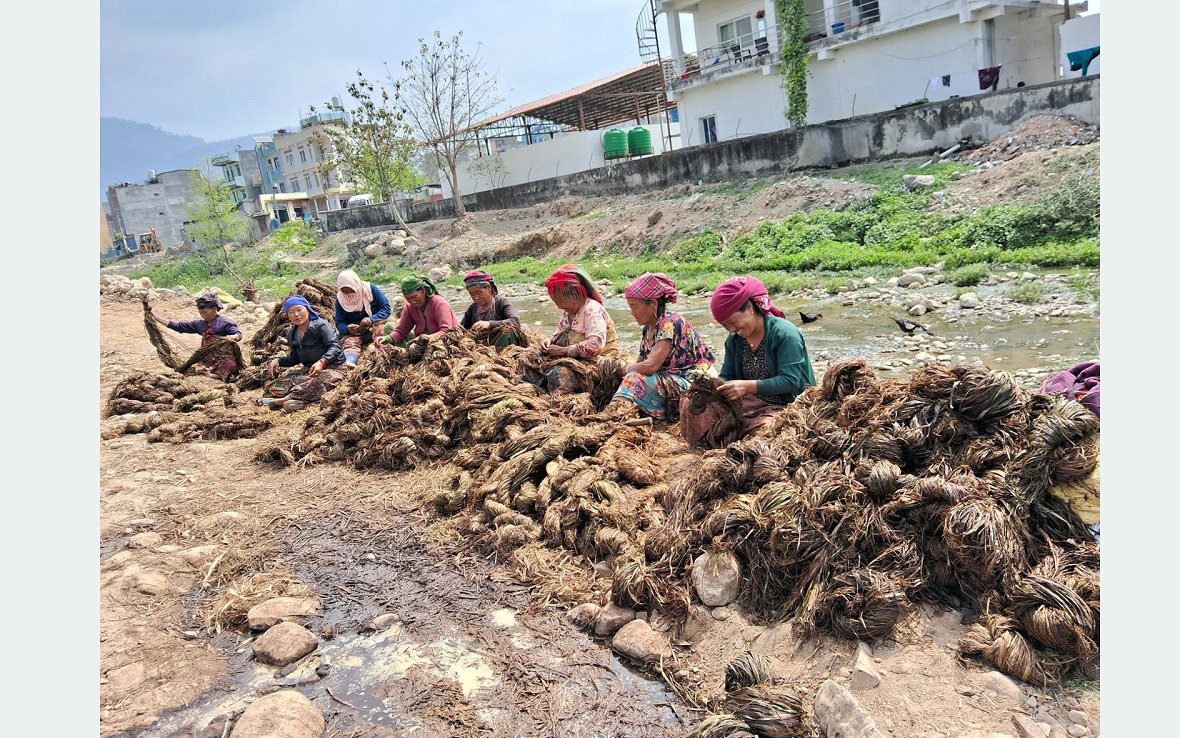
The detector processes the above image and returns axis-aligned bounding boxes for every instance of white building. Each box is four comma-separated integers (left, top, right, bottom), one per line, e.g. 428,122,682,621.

656,0,1088,146
272,98,359,217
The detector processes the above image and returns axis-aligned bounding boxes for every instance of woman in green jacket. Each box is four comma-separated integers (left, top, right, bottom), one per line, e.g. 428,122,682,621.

680,276,816,446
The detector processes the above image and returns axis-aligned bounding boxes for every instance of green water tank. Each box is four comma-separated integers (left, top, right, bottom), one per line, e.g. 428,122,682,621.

603,128,630,159
628,126,654,156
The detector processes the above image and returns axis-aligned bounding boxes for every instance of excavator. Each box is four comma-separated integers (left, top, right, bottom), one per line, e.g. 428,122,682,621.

137,227,162,254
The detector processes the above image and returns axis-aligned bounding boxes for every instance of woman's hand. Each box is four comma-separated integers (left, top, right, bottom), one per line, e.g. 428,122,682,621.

718,380,756,400
545,344,568,357
267,358,280,378
227,334,241,342
347,324,361,335
359,317,372,328
539,338,552,352
472,320,491,333
624,362,645,375
308,359,326,378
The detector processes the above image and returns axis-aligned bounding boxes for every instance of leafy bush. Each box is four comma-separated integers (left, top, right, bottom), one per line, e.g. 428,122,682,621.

668,232,723,262
1007,282,1046,304
947,263,989,286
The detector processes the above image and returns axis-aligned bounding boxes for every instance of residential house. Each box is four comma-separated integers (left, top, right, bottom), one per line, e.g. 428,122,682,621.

100,203,114,253
656,0,1086,146
106,169,201,250
211,147,271,239
272,97,358,219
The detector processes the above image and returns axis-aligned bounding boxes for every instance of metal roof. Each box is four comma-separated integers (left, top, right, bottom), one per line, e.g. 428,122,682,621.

465,62,675,135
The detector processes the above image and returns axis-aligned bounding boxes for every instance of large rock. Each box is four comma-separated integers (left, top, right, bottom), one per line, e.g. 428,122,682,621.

229,690,324,738
252,622,318,666
1012,715,1048,738
127,532,163,549
364,243,387,258
129,570,169,596
903,174,936,190
897,273,926,287
691,551,741,607
814,679,886,738
594,603,636,636
611,619,672,666
959,292,980,309
568,603,603,630
386,237,407,254
179,545,220,569
979,670,1023,704
105,662,145,695
428,265,453,282
247,596,321,630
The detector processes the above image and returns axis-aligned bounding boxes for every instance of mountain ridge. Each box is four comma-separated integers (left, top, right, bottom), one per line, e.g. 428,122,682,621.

100,117,272,202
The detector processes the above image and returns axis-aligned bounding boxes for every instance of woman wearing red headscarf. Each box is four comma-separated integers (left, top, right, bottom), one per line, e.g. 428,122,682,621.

524,264,620,394
459,269,525,348
680,276,816,446
604,272,715,420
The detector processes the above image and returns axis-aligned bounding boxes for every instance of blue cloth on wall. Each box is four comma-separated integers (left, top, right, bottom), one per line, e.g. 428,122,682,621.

1067,46,1100,76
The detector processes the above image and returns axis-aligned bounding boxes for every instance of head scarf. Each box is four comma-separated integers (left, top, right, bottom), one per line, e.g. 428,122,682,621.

624,272,679,303
401,274,439,297
195,292,224,310
282,295,321,321
709,277,786,323
336,270,373,315
545,264,604,304
463,269,498,294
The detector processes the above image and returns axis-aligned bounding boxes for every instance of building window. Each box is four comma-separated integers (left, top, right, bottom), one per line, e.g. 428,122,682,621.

853,0,880,26
279,183,287,193
299,148,307,163
304,174,313,190
313,173,320,189
290,178,300,192
317,145,325,162
702,116,718,144
719,16,753,52
285,153,294,166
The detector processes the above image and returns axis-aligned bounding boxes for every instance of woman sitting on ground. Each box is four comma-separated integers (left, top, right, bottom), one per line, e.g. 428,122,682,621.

382,274,458,346
605,272,715,421
459,269,525,348
261,296,347,412
149,292,243,380
680,276,816,445
524,264,620,394
334,269,392,367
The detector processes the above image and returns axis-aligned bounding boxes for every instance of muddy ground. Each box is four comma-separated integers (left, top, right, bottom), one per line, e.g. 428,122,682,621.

99,292,1099,738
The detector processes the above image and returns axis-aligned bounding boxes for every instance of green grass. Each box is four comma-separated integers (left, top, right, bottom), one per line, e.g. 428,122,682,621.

947,263,990,286
1007,282,1047,304
700,178,776,198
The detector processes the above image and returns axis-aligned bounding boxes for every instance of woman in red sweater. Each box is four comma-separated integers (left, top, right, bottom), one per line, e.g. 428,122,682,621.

382,274,458,346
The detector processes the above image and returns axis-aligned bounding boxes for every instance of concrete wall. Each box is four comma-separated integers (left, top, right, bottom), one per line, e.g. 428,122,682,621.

324,76,1098,233
447,123,681,199
1060,14,1100,78
107,169,200,248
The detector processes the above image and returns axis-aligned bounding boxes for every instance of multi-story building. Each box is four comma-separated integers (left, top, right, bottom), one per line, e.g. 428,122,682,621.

211,147,270,239
272,96,359,218
655,0,1087,146
106,169,200,250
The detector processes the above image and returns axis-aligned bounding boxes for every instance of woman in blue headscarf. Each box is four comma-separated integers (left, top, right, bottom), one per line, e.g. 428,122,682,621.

259,295,347,412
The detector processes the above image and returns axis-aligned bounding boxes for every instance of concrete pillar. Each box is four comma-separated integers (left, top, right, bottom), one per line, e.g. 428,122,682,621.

668,10,684,60
763,0,778,52
823,0,838,36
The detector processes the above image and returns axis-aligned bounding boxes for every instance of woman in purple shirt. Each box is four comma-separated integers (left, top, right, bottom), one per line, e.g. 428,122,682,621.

149,292,243,380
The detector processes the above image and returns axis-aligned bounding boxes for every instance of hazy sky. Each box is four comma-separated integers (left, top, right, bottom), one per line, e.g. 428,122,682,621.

101,0,1100,143
101,0,676,141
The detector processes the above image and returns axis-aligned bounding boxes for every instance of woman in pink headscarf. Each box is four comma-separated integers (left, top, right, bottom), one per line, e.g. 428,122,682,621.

334,269,392,367
523,264,620,394
679,276,816,446
604,272,715,420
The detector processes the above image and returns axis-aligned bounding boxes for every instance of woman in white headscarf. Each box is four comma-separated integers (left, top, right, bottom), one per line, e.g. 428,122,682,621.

333,269,392,366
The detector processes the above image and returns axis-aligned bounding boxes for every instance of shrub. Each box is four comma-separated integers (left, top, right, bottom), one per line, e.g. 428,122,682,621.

1007,282,1046,304
947,263,989,286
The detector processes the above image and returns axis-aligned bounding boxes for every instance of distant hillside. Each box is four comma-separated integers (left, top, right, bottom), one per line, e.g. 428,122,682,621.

100,118,268,200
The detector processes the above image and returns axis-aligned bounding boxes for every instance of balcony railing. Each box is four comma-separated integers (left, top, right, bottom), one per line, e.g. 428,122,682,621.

803,0,879,43
668,24,780,89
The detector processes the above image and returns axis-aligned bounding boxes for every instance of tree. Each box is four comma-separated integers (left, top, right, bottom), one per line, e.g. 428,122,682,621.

185,162,252,295
310,71,424,235
394,30,504,221
776,0,810,128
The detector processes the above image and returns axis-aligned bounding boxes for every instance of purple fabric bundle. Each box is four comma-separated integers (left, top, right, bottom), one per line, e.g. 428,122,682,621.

1039,360,1100,418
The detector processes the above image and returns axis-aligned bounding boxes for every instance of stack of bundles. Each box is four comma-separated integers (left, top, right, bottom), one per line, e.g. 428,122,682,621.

255,330,630,471
686,652,810,738
239,278,338,388
643,359,1099,684
103,370,273,442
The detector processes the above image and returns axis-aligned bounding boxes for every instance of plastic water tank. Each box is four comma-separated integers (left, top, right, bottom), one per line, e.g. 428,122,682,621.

603,128,630,160
627,127,654,156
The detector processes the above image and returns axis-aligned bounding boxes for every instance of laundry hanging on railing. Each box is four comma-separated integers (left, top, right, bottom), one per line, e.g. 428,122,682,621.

978,65,1001,91
1067,46,1101,76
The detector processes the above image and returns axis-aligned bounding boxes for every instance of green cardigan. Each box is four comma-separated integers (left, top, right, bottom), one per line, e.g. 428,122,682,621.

719,314,817,401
